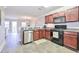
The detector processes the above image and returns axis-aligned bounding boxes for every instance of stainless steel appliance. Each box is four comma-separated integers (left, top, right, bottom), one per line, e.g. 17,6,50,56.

53,16,66,23
51,25,67,46
23,30,33,45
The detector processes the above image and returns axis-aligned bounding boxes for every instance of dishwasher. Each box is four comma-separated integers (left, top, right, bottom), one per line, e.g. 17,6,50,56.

23,30,33,45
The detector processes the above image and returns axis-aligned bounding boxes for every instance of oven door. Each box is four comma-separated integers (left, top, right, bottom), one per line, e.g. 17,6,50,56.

53,31,59,39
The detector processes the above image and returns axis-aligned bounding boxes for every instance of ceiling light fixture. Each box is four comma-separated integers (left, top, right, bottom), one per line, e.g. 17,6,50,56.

21,16,32,19
43,5,49,8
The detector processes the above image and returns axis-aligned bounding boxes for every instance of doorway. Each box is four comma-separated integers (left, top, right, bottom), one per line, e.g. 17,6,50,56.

5,21,10,35
11,21,17,33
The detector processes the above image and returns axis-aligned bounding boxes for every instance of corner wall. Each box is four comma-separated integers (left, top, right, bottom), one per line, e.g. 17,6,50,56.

0,7,6,52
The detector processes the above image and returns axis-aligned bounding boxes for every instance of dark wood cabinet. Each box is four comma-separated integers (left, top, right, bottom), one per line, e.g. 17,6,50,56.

42,29,46,38
65,7,79,22
39,29,51,40
48,14,53,23
45,30,51,40
53,11,65,18
64,32,78,49
45,14,53,24
45,7,79,24
39,29,45,39
45,16,49,24
39,30,43,39
33,30,40,41
33,29,51,41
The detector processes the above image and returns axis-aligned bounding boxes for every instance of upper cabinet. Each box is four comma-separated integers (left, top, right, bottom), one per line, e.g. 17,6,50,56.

45,16,49,24
45,14,53,24
53,11,65,18
45,6,79,24
53,11,65,23
65,7,79,22
48,14,53,23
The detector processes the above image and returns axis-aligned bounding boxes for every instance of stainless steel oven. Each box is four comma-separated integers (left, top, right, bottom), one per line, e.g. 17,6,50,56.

51,25,67,46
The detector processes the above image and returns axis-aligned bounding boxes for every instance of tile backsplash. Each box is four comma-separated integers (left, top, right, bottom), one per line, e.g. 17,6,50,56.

46,22,79,29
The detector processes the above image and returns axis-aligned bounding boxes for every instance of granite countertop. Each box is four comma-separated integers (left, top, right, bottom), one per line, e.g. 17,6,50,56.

64,29,79,32
23,28,54,31
23,29,34,31
23,28,79,32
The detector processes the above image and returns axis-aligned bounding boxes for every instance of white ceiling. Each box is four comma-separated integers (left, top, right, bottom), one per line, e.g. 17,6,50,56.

5,6,62,19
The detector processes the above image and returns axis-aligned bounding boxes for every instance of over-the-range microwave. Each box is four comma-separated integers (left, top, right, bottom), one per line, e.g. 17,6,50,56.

53,16,66,23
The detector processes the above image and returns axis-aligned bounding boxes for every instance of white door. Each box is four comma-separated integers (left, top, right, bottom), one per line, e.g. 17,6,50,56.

12,21,17,33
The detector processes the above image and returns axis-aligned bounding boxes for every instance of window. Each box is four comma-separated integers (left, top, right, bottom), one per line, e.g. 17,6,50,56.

21,22,26,27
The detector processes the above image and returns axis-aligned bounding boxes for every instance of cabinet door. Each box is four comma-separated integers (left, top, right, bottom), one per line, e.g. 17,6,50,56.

65,7,78,22
33,31,40,41
45,16,49,24
53,11,65,18
64,34,77,49
42,30,46,38
39,30,46,39
48,14,53,23
53,13,59,18
39,30,43,39
58,11,65,16
45,30,51,40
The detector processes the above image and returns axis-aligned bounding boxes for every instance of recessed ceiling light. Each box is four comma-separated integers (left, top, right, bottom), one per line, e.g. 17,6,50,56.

21,16,32,19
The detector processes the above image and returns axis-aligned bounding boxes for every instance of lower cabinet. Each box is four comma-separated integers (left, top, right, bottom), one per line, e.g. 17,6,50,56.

33,30,40,41
39,30,45,39
40,29,46,38
45,30,51,40
64,32,78,49
33,29,51,41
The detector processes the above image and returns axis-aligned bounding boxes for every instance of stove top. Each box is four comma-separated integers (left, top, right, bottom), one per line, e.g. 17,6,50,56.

55,25,67,29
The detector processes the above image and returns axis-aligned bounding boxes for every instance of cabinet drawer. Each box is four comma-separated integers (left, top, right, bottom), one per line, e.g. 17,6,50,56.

64,32,77,36
64,35,77,49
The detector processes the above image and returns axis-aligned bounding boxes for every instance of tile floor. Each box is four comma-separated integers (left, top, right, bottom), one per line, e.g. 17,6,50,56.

1,33,75,53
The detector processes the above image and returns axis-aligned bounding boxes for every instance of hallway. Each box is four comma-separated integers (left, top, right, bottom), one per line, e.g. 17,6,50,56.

1,33,21,52
6,33,21,48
